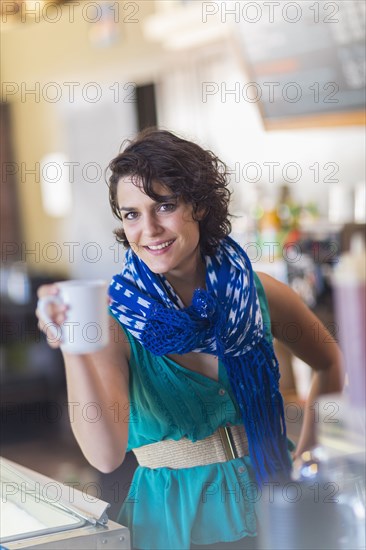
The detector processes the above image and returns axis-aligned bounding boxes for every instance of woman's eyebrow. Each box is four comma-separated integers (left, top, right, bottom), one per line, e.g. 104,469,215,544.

119,206,136,211
155,194,177,203
118,195,177,210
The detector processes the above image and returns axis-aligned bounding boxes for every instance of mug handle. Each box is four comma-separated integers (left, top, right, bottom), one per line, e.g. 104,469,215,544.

37,295,64,341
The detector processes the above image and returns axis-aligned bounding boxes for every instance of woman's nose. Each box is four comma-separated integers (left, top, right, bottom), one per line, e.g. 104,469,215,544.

143,213,163,236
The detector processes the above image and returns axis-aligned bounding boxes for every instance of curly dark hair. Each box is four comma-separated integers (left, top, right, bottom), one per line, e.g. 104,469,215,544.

107,128,232,256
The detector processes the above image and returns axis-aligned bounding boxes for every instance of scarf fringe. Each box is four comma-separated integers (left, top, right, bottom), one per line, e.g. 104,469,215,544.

224,338,292,485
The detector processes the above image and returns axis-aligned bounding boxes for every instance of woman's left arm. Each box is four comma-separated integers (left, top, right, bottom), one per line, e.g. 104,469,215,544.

256,272,344,459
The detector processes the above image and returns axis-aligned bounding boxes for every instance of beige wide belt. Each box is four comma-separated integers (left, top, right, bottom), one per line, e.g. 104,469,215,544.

132,425,249,469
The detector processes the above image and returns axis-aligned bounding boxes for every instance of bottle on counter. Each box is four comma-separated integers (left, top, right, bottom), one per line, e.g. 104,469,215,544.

332,233,366,408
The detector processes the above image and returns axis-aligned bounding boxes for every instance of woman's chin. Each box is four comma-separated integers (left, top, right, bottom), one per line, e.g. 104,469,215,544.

143,259,172,274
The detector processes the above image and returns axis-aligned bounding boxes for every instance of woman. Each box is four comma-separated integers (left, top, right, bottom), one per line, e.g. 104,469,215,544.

37,128,343,550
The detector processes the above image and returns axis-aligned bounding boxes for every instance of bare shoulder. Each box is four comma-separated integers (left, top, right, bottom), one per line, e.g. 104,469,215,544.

255,269,314,337
255,271,341,372
255,271,298,317
255,271,277,292
255,271,289,292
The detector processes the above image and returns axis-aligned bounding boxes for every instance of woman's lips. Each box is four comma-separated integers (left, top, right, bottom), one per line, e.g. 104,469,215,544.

143,239,175,255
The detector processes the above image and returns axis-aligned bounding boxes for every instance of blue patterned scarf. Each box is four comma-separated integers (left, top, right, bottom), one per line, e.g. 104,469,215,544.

109,236,292,484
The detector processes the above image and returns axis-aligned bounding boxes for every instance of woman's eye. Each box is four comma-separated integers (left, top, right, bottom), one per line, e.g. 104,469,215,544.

124,212,138,220
159,203,176,213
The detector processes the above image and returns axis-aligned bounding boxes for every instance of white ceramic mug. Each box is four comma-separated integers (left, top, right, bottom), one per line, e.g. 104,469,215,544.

38,280,109,354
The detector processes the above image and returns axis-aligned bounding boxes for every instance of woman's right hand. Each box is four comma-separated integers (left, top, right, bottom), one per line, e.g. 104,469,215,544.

36,284,68,348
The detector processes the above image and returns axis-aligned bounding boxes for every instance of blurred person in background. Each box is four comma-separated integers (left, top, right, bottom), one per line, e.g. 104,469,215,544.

36,129,343,550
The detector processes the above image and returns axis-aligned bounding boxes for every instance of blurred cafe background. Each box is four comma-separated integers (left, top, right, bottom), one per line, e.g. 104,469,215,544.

0,0,365,546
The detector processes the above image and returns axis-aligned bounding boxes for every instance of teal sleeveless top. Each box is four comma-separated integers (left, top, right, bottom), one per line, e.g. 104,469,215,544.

116,273,291,550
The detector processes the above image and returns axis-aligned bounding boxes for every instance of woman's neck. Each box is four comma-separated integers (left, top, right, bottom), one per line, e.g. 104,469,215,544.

165,254,206,307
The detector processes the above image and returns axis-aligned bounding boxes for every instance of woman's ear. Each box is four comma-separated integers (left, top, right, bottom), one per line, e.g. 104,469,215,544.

196,206,208,221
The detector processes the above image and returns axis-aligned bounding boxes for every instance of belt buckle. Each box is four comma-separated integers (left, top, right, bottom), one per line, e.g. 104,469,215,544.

218,426,238,461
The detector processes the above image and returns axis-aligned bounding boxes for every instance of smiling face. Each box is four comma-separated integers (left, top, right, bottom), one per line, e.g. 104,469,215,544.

117,176,204,281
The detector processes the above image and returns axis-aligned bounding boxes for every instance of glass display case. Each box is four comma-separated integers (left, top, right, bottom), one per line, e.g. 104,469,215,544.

0,457,130,549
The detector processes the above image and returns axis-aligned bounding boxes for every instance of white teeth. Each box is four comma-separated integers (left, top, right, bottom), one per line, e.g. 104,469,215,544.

147,240,173,250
